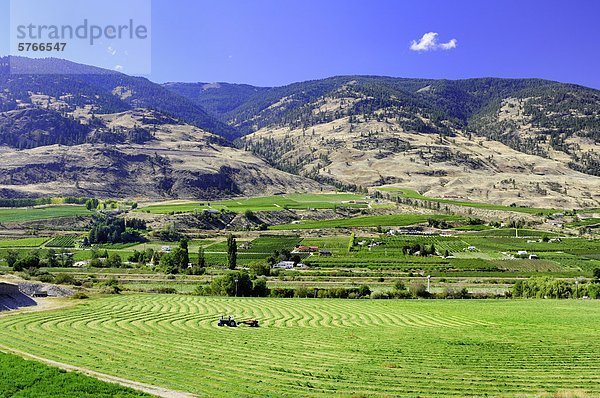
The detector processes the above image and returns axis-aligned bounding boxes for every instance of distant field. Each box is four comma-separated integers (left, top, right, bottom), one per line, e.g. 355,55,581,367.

462,228,560,237
1,295,599,397
45,235,79,248
0,228,596,277
567,218,600,228
139,193,367,214
270,214,462,230
0,205,90,224
380,187,558,215
0,352,149,397
0,237,49,248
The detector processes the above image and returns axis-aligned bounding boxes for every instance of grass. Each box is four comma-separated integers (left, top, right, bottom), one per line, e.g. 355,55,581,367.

0,351,149,397
0,205,90,224
0,237,49,248
462,228,560,237
566,218,600,228
45,235,79,248
380,187,559,215
0,295,599,397
270,214,462,230
138,193,367,214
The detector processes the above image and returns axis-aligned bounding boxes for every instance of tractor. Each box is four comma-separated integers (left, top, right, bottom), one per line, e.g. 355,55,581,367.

218,315,237,327
217,316,259,328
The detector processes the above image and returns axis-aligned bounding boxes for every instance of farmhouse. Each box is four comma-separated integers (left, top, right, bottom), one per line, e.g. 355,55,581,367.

239,242,252,250
272,261,307,269
388,228,424,235
517,250,528,256
295,245,319,253
529,254,539,260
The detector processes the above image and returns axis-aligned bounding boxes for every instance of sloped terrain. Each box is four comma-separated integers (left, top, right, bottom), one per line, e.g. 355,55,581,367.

0,58,322,199
1,56,238,139
0,108,320,199
1,57,599,205
172,76,600,208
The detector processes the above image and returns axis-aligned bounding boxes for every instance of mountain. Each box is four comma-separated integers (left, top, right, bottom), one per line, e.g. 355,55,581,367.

1,57,239,140
163,82,269,120
1,57,599,206
169,76,600,208
0,57,321,199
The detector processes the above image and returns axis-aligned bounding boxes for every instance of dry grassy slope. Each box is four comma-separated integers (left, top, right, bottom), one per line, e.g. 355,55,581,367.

475,96,600,158
0,109,321,199
244,110,600,209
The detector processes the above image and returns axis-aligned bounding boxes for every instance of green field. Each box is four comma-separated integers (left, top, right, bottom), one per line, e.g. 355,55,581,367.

380,187,558,215
0,237,49,248
0,351,149,397
566,218,600,228
271,214,462,230
45,235,79,248
139,193,368,214
0,205,90,224
0,295,599,397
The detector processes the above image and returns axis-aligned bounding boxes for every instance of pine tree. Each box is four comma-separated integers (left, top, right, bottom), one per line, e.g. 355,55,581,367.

227,234,237,270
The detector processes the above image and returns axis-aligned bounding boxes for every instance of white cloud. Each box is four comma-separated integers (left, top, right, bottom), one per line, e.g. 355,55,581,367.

410,32,457,52
114,65,123,71
410,32,438,51
440,39,457,50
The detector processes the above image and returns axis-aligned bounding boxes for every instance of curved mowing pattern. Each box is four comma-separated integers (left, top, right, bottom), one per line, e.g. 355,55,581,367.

0,297,599,397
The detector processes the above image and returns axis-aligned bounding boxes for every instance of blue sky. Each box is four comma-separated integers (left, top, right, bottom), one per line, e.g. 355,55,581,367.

2,0,600,88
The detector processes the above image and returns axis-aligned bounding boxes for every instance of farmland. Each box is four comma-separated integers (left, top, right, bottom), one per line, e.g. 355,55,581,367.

0,192,599,397
379,187,558,215
1,228,599,288
0,205,90,224
138,193,368,214
0,352,149,397
0,295,599,397
0,237,49,248
46,235,79,248
270,213,462,230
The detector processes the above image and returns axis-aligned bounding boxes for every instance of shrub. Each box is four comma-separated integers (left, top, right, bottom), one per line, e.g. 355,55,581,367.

100,278,121,294
252,278,270,297
393,280,406,291
410,282,430,298
147,287,177,294
294,286,311,298
371,291,392,299
54,273,76,285
270,288,295,298
250,263,271,277
37,274,55,283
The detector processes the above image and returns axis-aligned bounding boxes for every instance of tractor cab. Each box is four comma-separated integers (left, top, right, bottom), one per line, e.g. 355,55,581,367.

218,315,237,327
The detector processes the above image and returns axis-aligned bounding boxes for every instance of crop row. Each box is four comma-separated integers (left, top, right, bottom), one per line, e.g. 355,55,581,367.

1,296,599,397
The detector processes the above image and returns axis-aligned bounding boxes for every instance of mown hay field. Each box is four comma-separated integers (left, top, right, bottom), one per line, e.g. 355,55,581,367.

0,295,599,397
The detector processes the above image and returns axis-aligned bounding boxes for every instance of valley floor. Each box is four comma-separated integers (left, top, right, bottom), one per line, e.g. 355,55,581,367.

0,295,599,397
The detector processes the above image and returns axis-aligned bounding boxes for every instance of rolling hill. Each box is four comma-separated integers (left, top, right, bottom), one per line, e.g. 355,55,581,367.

1,57,599,206
166,76,600,208
0,57,321,199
